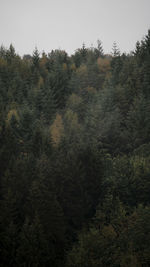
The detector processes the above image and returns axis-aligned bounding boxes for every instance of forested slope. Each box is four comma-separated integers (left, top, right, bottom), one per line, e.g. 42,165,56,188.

0,31,150,266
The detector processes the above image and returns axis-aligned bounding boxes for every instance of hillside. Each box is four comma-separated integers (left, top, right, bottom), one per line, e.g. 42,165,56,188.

0,31,150,266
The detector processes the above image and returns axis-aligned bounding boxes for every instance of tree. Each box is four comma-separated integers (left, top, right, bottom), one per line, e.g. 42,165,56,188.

50,113,64,147
112,41,120,57
32,47,40,69
94,39,104,58
17,216,50,266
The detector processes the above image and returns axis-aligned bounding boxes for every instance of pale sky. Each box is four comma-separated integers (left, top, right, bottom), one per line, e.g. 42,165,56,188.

0,0,150,56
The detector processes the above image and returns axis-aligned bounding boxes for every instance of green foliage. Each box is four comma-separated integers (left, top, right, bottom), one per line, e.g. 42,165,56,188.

16,216,49,267
66,200,150,267
0,30,150,266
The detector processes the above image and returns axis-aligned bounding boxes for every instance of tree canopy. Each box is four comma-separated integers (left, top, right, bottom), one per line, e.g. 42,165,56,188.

0,31,150,266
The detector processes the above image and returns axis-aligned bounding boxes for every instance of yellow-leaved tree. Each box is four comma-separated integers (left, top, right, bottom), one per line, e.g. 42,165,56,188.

63,109,83,150
6,109,19,127
66,93,82,113
50,114,64,147
64,109,80,133
97,57,111,79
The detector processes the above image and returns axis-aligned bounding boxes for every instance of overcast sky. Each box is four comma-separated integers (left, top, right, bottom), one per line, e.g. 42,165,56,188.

0,0,150,56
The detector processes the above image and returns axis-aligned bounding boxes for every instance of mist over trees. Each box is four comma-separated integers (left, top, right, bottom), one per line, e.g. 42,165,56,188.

0,30,150,266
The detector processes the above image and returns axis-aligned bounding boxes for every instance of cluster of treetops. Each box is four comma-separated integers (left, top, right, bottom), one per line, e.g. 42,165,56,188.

0,30,150,266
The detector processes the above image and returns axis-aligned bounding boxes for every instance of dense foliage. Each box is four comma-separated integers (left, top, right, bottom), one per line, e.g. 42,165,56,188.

0,30,150,266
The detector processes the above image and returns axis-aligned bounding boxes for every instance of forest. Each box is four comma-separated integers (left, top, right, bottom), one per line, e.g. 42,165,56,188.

0,30,150,266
